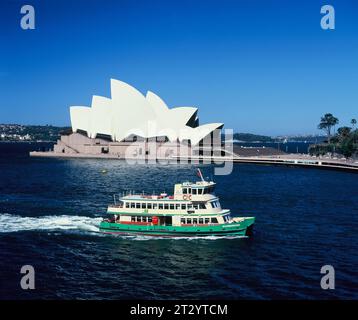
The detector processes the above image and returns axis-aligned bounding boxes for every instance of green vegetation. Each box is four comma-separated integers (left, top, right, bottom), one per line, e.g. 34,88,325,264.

232,133,274,142
309,115,357,158
317,113,339,143
351,118,357,129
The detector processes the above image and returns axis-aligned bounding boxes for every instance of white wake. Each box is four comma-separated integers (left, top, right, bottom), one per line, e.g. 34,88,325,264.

0,213,102,233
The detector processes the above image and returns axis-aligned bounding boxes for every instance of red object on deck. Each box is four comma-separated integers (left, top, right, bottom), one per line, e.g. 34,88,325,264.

152,216,159,225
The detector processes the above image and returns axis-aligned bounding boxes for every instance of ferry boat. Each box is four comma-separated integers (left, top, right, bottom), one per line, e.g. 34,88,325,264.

99,169,255,237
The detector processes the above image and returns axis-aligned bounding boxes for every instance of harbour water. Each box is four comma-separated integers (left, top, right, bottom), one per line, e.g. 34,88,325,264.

235,141,311,154
0,143,357,299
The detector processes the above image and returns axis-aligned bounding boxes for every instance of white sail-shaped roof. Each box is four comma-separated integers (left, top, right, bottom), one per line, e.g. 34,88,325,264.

70,106,91,135
69,79,223,145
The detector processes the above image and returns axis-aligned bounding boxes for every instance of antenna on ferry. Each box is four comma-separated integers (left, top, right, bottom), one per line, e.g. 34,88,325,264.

196,168,205,182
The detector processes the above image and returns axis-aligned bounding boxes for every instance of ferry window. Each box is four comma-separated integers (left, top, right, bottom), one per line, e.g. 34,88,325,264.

148,217,152,222
170,204,174,210
193,204,198,210
187,204,193,209
164,203,169,210
153,203,157,209
136,203,141,209
147,203,152,209
188,188,191,194
193,218,198,224
211,218,218,223
211,202,215,208
181,204,186,210
181,218,185,224
131,216,135,222
192,189,197,195
137,216,142,222
141,203,146,209
183,188,187,194
143,217,147,222
125,202,129,208
198,189,203,195
159,203,163,210
131,202,135,208
204,218,210,224
187,218,192,224
176,204,180,210
199,218,203,224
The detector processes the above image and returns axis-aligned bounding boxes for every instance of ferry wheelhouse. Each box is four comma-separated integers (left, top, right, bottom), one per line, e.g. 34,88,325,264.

99,170,255,237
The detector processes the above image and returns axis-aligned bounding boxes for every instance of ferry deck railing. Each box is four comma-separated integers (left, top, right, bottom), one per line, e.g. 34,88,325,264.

111,190,171,206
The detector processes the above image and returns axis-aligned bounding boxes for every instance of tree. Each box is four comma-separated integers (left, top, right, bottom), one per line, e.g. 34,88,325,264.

318,113,339,143
340,137,354,157
337,126,351,139
351,118,357,129
352,128,358,144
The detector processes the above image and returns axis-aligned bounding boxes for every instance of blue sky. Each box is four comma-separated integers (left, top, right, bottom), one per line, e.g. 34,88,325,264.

0,0,357,136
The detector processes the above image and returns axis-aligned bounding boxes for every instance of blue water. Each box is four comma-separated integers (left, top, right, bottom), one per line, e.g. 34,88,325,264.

235,142,311,153
0,142,357,299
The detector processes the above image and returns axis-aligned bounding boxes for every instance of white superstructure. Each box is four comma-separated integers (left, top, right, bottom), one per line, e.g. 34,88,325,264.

70,79,223,146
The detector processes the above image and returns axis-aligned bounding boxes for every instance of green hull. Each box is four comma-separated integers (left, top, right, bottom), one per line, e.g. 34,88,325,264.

99,217,255,237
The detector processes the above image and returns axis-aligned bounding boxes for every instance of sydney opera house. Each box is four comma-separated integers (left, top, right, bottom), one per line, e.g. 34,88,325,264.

50,79,225,160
